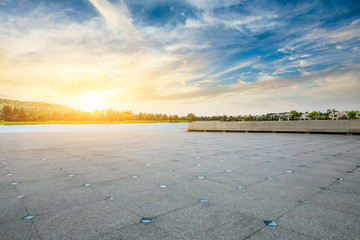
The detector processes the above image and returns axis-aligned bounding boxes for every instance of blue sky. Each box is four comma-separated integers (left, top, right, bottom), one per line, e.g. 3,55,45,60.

0,0,359,115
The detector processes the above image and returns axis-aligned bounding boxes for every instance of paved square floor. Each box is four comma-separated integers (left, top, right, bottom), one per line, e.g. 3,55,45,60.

1,130,359,239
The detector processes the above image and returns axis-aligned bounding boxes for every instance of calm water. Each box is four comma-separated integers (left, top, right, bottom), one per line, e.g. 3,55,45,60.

0,123,189,133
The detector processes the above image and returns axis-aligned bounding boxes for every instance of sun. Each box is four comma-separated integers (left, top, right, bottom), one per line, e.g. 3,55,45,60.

78,91,107,112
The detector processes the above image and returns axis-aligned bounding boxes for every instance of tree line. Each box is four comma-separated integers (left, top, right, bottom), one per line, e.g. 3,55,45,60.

0,106,196,122
204,110,358,121
0,106,358,122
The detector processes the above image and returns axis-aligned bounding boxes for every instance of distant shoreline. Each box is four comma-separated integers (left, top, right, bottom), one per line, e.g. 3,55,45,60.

0,120,189,125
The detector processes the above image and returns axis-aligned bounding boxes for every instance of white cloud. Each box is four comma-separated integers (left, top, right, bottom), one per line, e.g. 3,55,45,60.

299,60,308,67
300,54,311,58
281,18,360,52
186,0,242,10
198,79,216,83
208,60,256,79
233,16,262,25
89,0,140,46
258,75,275,82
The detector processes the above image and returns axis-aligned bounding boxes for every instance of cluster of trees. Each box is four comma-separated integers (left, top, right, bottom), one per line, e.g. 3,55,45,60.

0,106,197,122
215,109,358,122
1,105,358,122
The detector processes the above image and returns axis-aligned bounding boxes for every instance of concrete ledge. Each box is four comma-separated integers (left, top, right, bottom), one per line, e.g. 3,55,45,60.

188,120,360,135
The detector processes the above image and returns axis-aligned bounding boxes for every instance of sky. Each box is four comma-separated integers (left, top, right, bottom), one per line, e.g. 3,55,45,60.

0,0,359,115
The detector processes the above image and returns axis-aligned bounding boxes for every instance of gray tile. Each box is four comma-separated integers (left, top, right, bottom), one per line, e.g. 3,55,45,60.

24,186,105,215
0,219,41,240
175,166,225,178
10,170,63,183
247,226,316,240
61,165,110,175
310,190,360,216
206,170,267,187
0,183,19,200
76,170,130,184
134,169,194,185
155,202,263,240
278,204,360,240
94,222,180,240
216,188,299,220
34,200,139,240
92,177,158,196
327,180,360,195
249,180,321,200
117,188,197,216
0,197,28,223
0,175,11,184
273,172,336,188
16,176,81,195
171,178,235,198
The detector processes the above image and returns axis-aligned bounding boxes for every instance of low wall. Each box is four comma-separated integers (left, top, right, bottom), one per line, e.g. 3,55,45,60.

188,120,360,135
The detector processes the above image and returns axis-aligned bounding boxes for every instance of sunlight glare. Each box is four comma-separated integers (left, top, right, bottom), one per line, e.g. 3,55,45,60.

78,91,109,112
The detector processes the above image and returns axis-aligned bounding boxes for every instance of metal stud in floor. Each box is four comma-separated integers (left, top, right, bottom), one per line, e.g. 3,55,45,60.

23,214,37,220
140,217,153,223
264,220,277,226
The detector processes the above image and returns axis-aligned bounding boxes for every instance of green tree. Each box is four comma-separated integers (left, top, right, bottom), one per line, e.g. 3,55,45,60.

348,111,356,119
2,106,13,121
186,113,196,122
106,108,118,121
307,111,318,120
290,110,302,120
221,115,227,121
37,113,49,121
227,116,235,121
172,115,179,122
12,107,20,121
18,107,27,121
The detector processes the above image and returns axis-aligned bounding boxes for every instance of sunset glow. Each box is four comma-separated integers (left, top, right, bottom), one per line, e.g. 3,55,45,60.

0,0,359,115
78,91,110,113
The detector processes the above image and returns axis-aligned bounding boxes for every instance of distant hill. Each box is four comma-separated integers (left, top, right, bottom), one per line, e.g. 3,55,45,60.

0,98,74,114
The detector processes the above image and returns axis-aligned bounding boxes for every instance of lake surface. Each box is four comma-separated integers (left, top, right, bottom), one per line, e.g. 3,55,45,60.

0,123,189,133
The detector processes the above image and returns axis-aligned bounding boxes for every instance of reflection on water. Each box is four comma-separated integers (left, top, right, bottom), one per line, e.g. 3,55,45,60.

0,123,189,133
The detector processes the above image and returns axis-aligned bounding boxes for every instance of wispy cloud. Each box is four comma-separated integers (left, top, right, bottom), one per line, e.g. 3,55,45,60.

88,0,139,46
